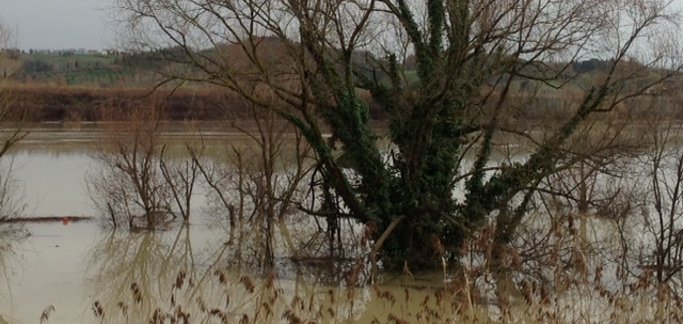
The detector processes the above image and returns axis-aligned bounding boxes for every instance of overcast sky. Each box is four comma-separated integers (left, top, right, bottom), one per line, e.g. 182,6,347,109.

0,0,114,50
2,0,683,51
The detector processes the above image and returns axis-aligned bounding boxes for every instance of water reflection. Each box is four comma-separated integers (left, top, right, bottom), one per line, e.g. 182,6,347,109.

10,151,94,217
0,125,519,322
84,223,459,323
0,161,27,322
85,224,225,322
0,226,23,323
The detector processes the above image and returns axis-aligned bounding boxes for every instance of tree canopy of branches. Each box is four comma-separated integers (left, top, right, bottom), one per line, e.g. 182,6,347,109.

117,0,682,270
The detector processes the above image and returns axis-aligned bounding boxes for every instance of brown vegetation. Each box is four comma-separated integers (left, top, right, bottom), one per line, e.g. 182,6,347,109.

2,81,682,125
0,84,386,122
0,216,92,223
1,84,245,121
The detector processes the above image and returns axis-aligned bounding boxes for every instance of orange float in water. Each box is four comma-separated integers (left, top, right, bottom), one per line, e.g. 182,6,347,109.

62,217,69,225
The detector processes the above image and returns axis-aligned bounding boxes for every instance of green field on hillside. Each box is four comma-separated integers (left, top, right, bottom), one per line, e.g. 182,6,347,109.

1,51,163,87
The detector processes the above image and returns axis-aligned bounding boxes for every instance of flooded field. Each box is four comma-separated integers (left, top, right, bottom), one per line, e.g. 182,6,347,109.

0,123,238,322
0,123,680,323
0,123,453,323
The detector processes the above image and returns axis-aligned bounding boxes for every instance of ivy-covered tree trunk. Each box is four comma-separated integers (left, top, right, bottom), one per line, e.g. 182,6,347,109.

381,102,466,268
311,87,469,269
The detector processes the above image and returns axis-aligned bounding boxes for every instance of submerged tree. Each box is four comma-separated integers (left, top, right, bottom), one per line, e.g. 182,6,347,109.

116,0,682,269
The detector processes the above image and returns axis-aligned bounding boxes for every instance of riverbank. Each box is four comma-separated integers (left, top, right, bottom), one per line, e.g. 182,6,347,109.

0,216,93,224
2,85,243,121
0,84,388,122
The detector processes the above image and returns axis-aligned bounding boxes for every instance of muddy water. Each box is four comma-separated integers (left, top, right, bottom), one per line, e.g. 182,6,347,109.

0,124,458,324
0,125,219,322
0,123,666,323
10,152,95,217
1,222,99,323
0,215,451,324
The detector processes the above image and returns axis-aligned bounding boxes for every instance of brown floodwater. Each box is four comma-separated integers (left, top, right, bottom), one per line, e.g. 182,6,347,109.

0,124,463,324
0,123,656,323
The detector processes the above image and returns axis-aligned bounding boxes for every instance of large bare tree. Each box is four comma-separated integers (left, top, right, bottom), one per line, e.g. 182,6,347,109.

116,0,682,269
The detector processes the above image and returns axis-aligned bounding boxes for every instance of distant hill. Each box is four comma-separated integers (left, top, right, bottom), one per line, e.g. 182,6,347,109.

0,50,167,87
1,42,664,92
0,43,678,123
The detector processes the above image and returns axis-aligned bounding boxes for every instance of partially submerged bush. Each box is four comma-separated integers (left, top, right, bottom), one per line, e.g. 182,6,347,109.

88,104,200,230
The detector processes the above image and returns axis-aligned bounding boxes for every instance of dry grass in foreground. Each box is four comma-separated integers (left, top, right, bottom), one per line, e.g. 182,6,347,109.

34,267,681,323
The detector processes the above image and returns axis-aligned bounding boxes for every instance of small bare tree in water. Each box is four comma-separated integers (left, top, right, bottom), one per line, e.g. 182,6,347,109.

159,143,201,224
90,104,171,229
89,101,204,230
634,105,683,286
192,102,316,267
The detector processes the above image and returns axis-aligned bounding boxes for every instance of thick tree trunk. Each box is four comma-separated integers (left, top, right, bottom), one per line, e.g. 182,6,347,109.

380,213,463,270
